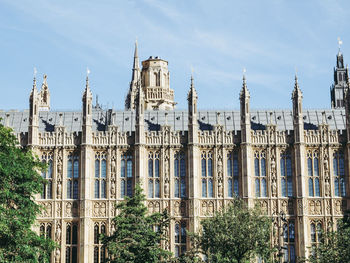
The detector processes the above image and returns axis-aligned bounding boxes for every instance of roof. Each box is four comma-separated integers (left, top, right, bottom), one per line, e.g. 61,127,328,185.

0,108,346,133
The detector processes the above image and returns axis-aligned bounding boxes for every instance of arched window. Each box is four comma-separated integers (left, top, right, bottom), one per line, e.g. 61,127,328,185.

174,152,186,198
281,221,296,263
174,222,187,257
227,152,239,197
93,223,107,263
41,153,53,199
281,152,293,197
121,153,133,197
67,154,79,199
95,153,107,199
333,152,346,197
66,223,78,263
254,151,267,197
148,152,160,198
201,151,213,197
307,151,320,197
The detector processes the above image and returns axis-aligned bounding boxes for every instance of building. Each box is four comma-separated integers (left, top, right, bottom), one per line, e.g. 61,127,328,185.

1,42,350,263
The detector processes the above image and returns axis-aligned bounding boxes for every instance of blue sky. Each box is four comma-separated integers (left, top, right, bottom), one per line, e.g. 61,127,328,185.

0,0,349,111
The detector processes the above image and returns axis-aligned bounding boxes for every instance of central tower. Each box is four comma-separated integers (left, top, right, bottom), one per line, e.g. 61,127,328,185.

141,56,176,110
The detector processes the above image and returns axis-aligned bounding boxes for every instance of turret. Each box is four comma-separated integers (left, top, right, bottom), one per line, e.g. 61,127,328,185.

292,75,304,143
141,56,176,110
82,74,93,144
28,76,39,145
240,74,251,143
187,75,198,144
330,42,349,108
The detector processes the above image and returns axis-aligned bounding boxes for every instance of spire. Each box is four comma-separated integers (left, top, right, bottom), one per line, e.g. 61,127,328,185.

292,74,302,99
240,72,250,100
133,40,140,70
187,74,198,101
84,68,92,98
132,40,140,82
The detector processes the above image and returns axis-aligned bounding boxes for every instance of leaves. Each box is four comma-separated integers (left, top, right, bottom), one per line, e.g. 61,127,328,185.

187,199,273,263
0,123,55,262
103,184,172,263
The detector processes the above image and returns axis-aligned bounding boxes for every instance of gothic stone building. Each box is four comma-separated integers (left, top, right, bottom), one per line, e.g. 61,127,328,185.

1,44,350,263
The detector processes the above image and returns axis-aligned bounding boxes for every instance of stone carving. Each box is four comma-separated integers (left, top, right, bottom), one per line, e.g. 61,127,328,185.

57,180,62,199
55,248,61,263
270,153,277,197
315,200,321,214
272,200,278,215
110,179,116,196
273,222,279,246
148,201,161,214
174,201,180,216
55,223,61,242
260,200,268,214
93,202,107,217
335,200,342,215
201,201,214,216
56,202,61,217
66,202,72,217
326,200,331,214
41,202,52,217
309,200,315,215
281,200,287,214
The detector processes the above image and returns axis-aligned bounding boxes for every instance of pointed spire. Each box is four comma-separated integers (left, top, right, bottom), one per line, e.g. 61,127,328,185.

292,74,302,98
133,40,140,70
240,71,250,99
131,40,141,82
188,74,198,101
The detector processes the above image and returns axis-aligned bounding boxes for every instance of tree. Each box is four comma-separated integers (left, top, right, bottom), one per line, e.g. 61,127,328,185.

0,123,55,262
307,211,350,263
191,199,273,263
102,183,172,263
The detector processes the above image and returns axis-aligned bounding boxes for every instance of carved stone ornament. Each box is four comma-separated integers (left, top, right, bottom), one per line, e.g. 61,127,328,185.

93,202,107,217
55,223,61,242
55,248,61,263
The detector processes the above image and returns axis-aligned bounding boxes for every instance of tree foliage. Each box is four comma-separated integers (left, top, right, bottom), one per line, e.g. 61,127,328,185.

190,199,274,263
0,123,55,262
103,183,172,263
307,211,350,263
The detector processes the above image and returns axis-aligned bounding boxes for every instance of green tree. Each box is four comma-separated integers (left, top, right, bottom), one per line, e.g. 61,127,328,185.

102,183,172,263
307,211,350,263
190,199,273,263
0,123,55,262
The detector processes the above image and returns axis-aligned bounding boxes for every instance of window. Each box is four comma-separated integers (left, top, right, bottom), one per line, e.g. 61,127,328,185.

201,151,213,198
39,222,52,239
174,152,186,198
307,151,320,197
66,223,78,263
227,152,239,197
41,153,53,199
174,222,187,257
333,152,346,197
282,221,296,263
67,154,79,199
148,152,160,198
280,152,293,197
95,153,107,199
254,151,267,197
121,153,133,198
94,223,106,263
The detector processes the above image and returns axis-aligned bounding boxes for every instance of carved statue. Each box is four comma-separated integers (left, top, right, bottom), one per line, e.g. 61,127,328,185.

164,177,169,198
324,179,330,197
57,180,62,199
55,223,61,242
110,180,116,196
271,179,277,197
55,248,61,263
217,178,223,198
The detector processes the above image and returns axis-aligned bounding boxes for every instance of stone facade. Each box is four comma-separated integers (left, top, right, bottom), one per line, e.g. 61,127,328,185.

1,46,350,263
